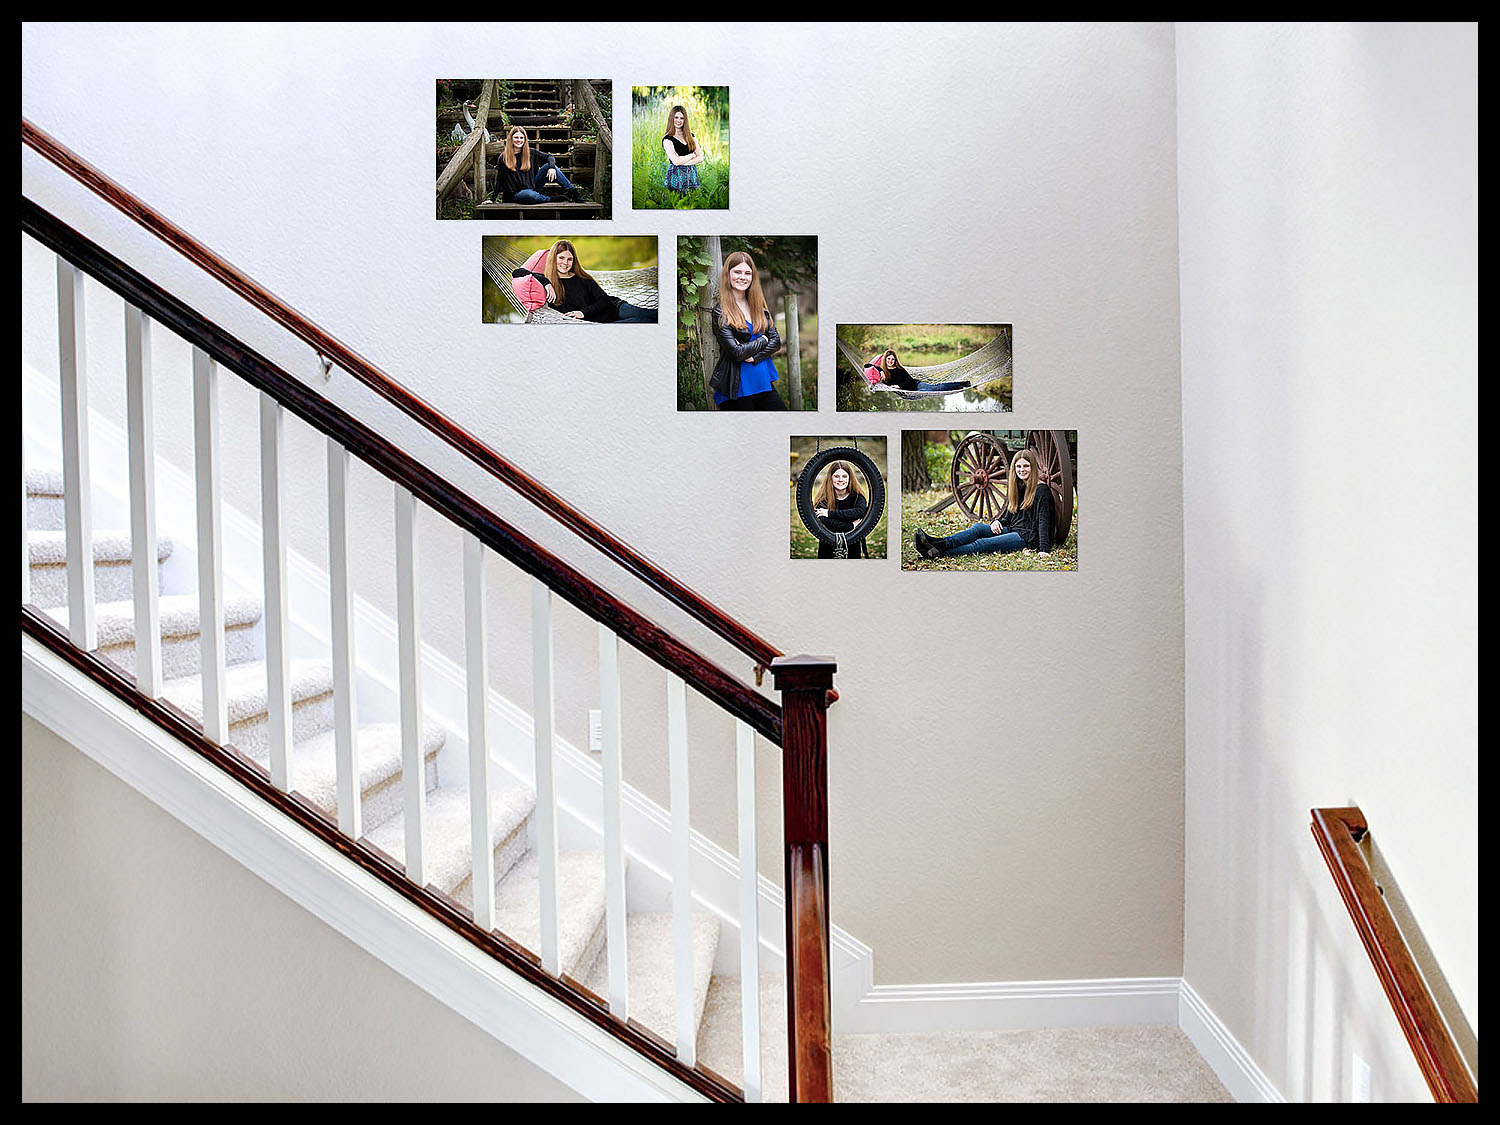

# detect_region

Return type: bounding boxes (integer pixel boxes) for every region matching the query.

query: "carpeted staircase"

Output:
[23,466,747,1078]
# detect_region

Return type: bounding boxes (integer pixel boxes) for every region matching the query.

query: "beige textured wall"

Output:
[1177,24,1477,1101]
[22,23,1185,986]
[21,714,583,1102]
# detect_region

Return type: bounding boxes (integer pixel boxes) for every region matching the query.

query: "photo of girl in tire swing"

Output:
[790,437,889,560]
[482,236,659,324]
[836,324,1013,413]
[901,430,1077,571]
[677,236,817,411]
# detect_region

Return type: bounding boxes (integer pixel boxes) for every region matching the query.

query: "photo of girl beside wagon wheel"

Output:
[901,430,1077,571]
[790,437,888,560]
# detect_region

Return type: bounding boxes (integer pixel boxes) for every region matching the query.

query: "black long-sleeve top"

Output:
[998,487,1055,551]
[511,268,624,322]
[495,149,559,201]
[818,493,869,534]
[881,362,921,391]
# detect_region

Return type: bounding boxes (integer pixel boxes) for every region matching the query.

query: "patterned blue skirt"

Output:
[664,162,700,194]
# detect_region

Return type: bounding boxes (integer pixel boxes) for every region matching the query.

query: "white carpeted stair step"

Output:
[276,721,447,831]
[27,529,173,609]
[695,970,789,1100]
[582,910,721,1048]
[42,594,262,680]
[24,469,66,530]
[491,850,610,981]
[365,780,534,899]
[160,658,334,759]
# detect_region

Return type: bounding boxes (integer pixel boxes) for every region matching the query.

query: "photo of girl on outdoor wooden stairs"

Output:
[436,78,612,220]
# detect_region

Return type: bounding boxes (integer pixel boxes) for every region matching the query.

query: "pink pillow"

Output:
[514,248,551,312]
[863,363,883,386]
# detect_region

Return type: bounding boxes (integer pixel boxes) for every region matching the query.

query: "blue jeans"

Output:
[614,302,657,323]
[916,380,970,392]
[512,168,578,204]
[939,522,1027,556]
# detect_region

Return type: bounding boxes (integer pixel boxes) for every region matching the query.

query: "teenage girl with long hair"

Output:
[862,348,971,394]
[491,125,585,205]
[709,251,785,410]
[913,447,1055,559]
[510,239,658,323]
[662,104,706,194]
[812,461,871,559]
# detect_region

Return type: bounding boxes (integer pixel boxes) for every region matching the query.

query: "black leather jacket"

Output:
[709,304,781,400]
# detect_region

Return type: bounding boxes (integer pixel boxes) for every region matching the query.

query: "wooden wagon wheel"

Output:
[950,433,1010,522]
[1025,429,1075,544]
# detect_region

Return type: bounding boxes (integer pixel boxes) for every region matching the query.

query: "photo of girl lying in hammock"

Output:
[836,324,1013,413]
[481,236,659,324]
[863,349,971,394]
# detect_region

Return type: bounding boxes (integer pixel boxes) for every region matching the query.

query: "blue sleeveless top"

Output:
[714,313,780,405]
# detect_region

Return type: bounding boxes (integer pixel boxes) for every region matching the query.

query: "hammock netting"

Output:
[835,335,1013,398]
[483,243,659,324]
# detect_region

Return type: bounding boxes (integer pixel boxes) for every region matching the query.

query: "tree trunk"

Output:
[783,291,803,410]
[694,236,724,405]
[902,431,932,492]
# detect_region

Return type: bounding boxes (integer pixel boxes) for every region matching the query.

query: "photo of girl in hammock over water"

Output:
[481,236,659,324]
[836,324,1013,413]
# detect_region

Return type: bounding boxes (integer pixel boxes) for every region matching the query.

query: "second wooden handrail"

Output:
[1310,807,1477,1103]
[22,116,782,672]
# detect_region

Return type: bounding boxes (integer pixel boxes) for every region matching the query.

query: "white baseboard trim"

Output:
[1178,979,1284,1102]
[22,635,702,1104]
[847,976,1181,1034]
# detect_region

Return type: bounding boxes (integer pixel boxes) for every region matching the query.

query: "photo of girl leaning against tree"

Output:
[710,251,784,410]
[490,125,585,205]
[510,239,658,323]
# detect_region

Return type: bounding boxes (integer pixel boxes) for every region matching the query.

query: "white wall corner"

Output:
[1178,979,1285,1103]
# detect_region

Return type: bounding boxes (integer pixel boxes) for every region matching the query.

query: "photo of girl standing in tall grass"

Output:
[633,86,729,209]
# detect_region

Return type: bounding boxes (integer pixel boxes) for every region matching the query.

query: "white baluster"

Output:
[532,579,560,977]
[464,533,494,931]
[327,439,359,837]
[56,257,95,650]
[124,305,161,698]
[395,486,426,886]
[736,720,762,1101]
[667,673,695,1066]
[599,623,628,1019]
[192,348,227,743]
[259,393,292,791]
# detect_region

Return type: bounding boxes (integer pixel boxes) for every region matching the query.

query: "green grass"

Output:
[790,482,888,560]
[631,88,729,210]
[900,489,1078,571]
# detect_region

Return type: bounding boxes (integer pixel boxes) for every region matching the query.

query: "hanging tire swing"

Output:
[796,445,886,558]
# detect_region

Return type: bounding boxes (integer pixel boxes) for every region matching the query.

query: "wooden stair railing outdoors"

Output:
[1310,807,1478,1103]
[22,117,834,1102]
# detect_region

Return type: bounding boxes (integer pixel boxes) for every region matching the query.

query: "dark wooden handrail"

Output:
[22,195,781,747]
[1310,807,1478,1103]
[22,116,782,673]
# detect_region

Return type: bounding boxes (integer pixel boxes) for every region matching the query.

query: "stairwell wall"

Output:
[22,23,1187,988]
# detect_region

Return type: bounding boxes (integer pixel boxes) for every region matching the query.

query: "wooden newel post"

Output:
[771,653,836,1103]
